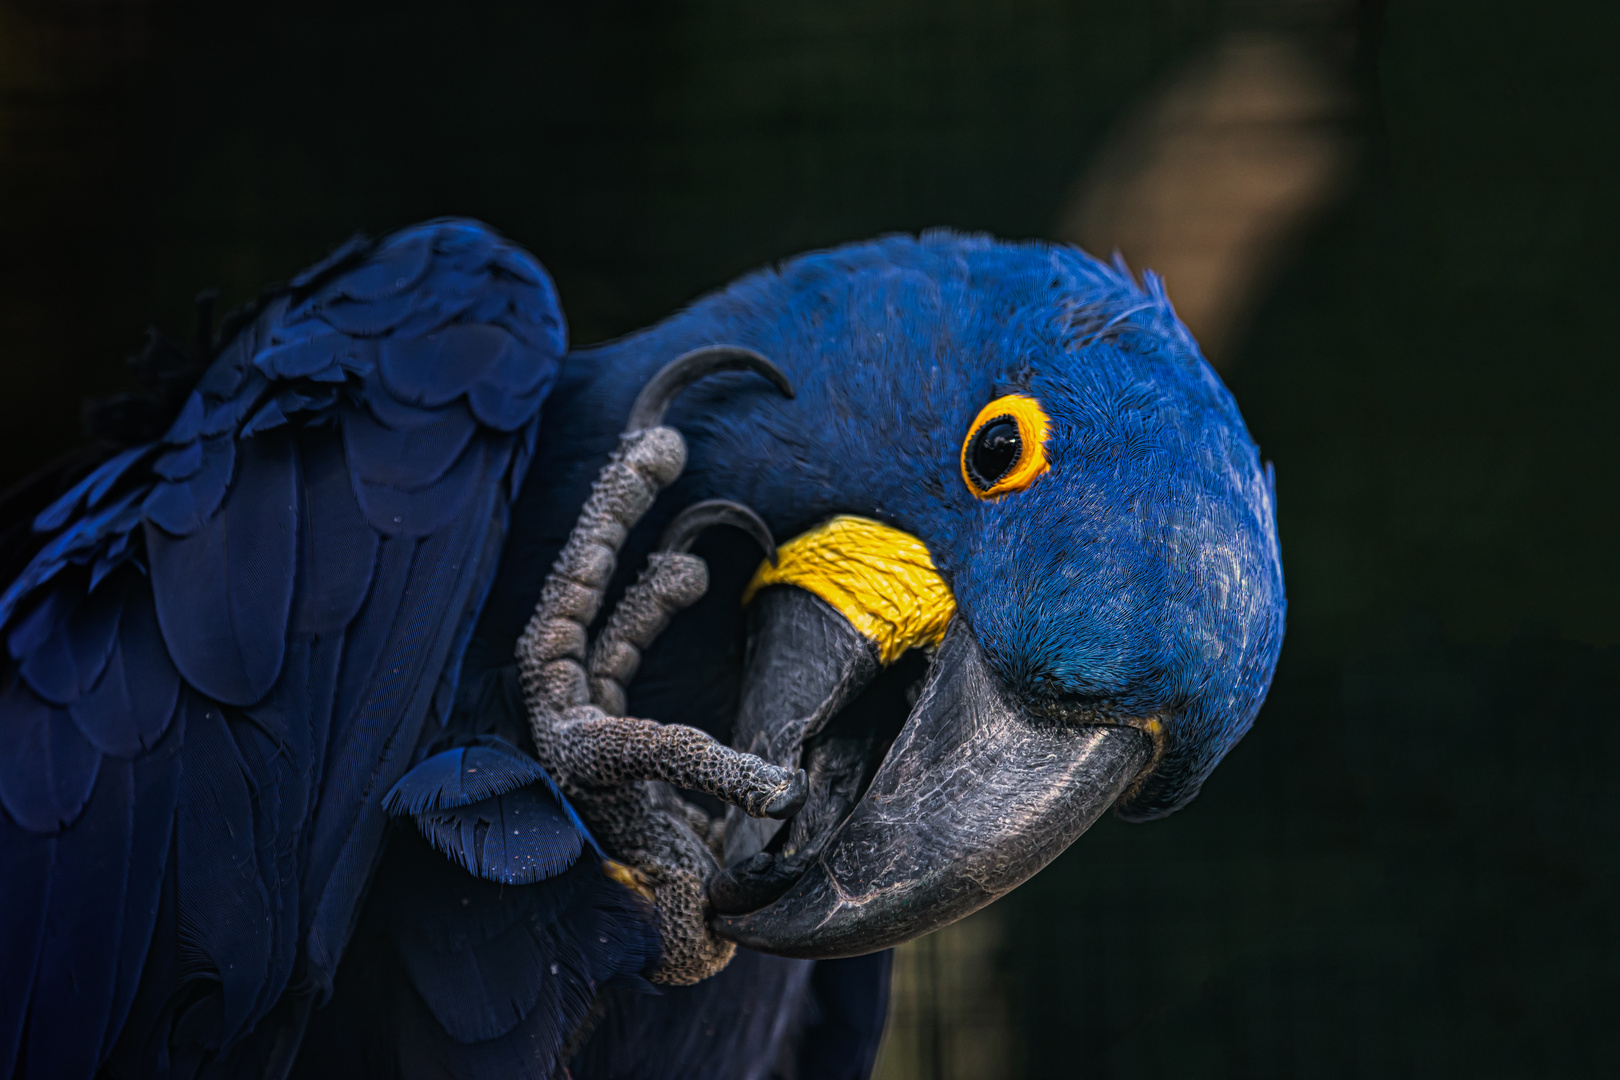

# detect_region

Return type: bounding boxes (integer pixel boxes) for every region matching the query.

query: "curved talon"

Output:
[626,345,795,432]
[759,768,809,820]
[659,499,777,565]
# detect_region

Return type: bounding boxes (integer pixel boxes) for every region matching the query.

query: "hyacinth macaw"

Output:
[0,219,1284,1079]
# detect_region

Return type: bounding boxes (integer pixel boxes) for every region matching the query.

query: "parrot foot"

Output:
[515,346,797,985]
[544,708,808,821]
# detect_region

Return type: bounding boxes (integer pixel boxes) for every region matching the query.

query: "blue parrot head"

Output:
[567,231,1285,954]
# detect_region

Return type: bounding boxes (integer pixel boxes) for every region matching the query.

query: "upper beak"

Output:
[708,523,1153,959]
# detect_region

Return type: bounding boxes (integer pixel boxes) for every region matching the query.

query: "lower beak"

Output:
[710,600,1151,959]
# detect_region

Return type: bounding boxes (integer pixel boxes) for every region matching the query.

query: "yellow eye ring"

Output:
[959,394,1051,499]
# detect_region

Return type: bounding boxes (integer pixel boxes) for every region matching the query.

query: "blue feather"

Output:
[315,290,435,337]
[147,431,298,706]
[21,756,134,1079]
[385,738,589,893]
[328,535,415,735]
[349,435,495,537]
[378,323,527,409]
[302,476,507,981]
[33,444,153,532]
[164,391,207,444]
[288,429,379,638]
[383,737,553,814]
[68,578,181,756]
[0,489,144,629]
[152,440,204,482]
[341,400,480,492]
[0,674,101,832]
[411,783,583,886]
[470,380,553,433]
[141,434,236,536]
[5,585,69,661]
[174,694,274,1045]
[325,229,434,303]
[88,533,134,589]
[0,820,52,1074]
[570,949,819,1080]
[292,835,658,1080]
[98,700,184,1061]
[242,397,291,436]
[199,373,271,438]
[434,221,499,270]
[18,584,123,705]
[252,333,352,381]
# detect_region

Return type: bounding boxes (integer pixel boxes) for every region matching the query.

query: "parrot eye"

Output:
[960,394,1051,499]
[967,418,1020,486]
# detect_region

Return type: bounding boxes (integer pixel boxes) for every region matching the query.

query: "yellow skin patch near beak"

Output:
[743,515,956,666]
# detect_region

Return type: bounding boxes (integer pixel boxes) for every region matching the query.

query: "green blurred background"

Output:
[2,1,1614,1076]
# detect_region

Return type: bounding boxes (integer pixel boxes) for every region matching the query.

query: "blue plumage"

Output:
[411,784,583,886]
[383,738,556,814]
[0,219,569,1079]
[291,831,659,1080]
[383,737,590,885]
[1,221,1281,1079]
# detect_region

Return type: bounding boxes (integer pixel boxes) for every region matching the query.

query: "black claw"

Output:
[626,345,795,432]
[659,499,777,565]
[763,769,809,820]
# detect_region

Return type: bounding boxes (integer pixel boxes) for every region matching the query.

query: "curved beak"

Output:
[711,606,1151,959]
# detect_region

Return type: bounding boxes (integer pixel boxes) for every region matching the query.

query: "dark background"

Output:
[2,1,1614,1076]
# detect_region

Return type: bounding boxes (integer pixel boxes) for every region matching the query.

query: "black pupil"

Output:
[969,417,1021,489]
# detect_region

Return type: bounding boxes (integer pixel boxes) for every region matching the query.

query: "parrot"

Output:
[0,218,1284,1079]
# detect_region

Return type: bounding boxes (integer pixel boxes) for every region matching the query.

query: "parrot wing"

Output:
[0,219,566,1079]
[292,821,661,1080]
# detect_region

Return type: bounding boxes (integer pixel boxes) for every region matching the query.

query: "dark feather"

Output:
[301,468,508,981]
[0,489,145,628]
[33,445,153,533]
[570,948,817,1080]
[99,700,185,1060]
[17,583,123,705]
[0,820,53,1074]
[21,755,135,1079]
[341,401,479,493]
[69,577,182,756]
[174,696,274,1045]
[293,831,658,1080]
[289,429,378,639]
[5,585,70,662]
[412,783,583,886]
[141,434,236,536]
[0,673,101,832]
[378,324,527,409]
[382,738,555,814]
[146,432,299,706]
[348,436,494,538]
[252,334,355,383]
[152,440,204,483]
[323,229,434,304]
[793,953,894,1080]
